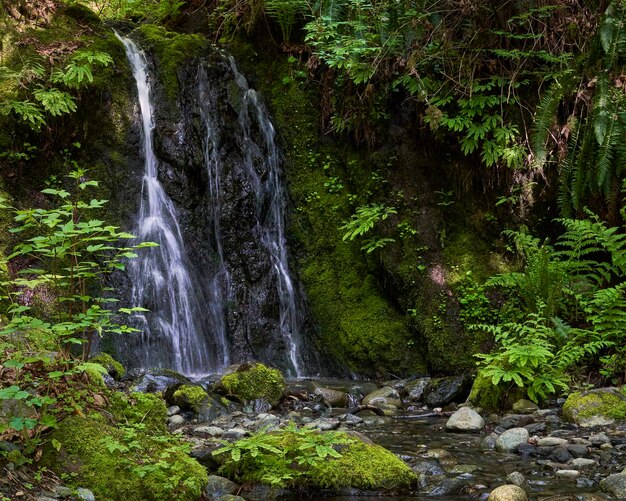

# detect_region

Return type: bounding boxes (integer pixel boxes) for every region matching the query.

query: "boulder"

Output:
[495,428,529,453]
[445,407,484,432]
[487,484,528,501]
[601,473,626,498]
[215,362,286,407]
[314,387,349,408]
[205,475,239,499]
[405,378,431,402]
[88,353,126,380]
[562,388,626,427]
[423,375,472,408]
[362,387,403,413]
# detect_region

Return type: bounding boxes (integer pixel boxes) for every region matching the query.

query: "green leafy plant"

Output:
[340,203,396,252]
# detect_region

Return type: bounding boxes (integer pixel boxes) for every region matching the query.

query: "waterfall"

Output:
[116,33,219,375]
[226,56,304,377]
[115,32,309,378]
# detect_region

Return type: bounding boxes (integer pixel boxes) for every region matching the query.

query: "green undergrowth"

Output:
[215,426,416,491]
[41,392,207,500]
[172,384,209,412]
[89,352,126,380]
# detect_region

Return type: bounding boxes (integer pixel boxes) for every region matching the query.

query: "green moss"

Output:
[41,414,207,501]
[136,24,207,99]
[563,390,626,425]
[172,384,209,412]
[218,429,416,491]
[109,392,168,433]
[467,372,524,412]
[218,363,286,406]
[89,352,126,380]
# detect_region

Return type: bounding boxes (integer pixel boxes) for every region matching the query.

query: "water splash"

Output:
[117,33,216,375]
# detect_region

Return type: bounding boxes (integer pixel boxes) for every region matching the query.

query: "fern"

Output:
[531,80,565,168]
[265,0,309,41]
[33,87,77,116]
[0,100,46,129]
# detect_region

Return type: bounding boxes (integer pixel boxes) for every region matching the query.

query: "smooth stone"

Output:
[304,418,340,431]
[600,442,613,450]
[314,386,349,408]
[194,425,225,437]
[222,428,247,440]
[167,414,185,427]
[589,432,610,445]
[254,413,281,430]
[338,413,364,425]
[600,472,626,498]
[412,460,445,476]
[506,471,526,487]
[512,399,539,414]
[496,428,529,453]
[167,405,181,417]
[449,464,478,474]
[537,437,568,447]
[362,386,403,410]
[570,458,598,469]
[567,443,590,458]
[487,484,528,501]
[556,469,580,478]
[445,407,485,433]
[76,488,95,501]
[499,414,534,430]
[54,486,73,497]
[422,448,452,460]
[205,475,239,499]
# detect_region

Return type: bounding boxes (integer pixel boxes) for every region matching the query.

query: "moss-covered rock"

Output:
[217,363,286,406]
[41,392,207,500]
[467,372,525,412]
[562,388,626,427]
[136,24,207,99]
[89,352,126,380]
[172,384,209,413]
[217,428,416,493]
[109,391,168,433]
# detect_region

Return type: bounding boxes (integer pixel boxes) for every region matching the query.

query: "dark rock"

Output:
[131,369,192,394]
[524,422,546,434]
[567,444,590,458]
[516,443,536,457]
[405,378,431,402]
[411,460,445,476]
[205,475,239,499]
[428,478,468,496]
[423,375,472,407]
[600,472,626,498]
[549,445,573,463]
[498,414,535,430]
[190,445,221,470]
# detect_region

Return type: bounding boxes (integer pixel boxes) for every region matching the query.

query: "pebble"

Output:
[167,405,181,416]
[506,471,526,487]
[488,484,528,501]
[222,428,247,440]
[536,437,568,447]
[167,414,185,427]
[570,458,598,469]
[193,425,225,437]
[496,428,529,453]
[589,432,610,445]
[556,469,580,478]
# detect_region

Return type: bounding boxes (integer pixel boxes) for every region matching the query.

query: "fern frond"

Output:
[531,81,565,168]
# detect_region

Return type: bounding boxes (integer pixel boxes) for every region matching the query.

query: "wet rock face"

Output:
[116,45,320,375]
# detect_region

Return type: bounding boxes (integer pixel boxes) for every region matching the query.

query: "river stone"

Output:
[205,475,239,499]
[537,437,568,447]
[506,471,526,487]
[481,432,498,450]
[215,496,245,501]
[487,484,528,501]
[223,428,247,440]
[76,488,95,501]
[253,413,281,431]
[167,414,185,427]
[496,428,529,453]
[362,387,403,412]
[589,432,610,445]
[305,417,340,431]
[567,444,590,458]
[512,399,539,414]
[445,407,484,432]
[571,458,598,469]
[314,386,349,408]
[601,473,626,498]
[167,405,181,416]
[563,388,626,427]
[556,469,580,478]
[130,369,191,393]
[424,375,472,407]
[194,425,225,437]
[405,378,431,402]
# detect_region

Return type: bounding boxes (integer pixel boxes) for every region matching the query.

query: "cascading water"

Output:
[197,65,231,370]
[226,56,304,377]
[115,32,312,377]
[116,33,218,375]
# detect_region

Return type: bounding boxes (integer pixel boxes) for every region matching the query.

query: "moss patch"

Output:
[89,352,126,380]
[218,429,415,492]
[467,372,525,412]
[172,384,209,413]
[136,24,207,99]
[217,363,286,406]
[563,389,626,427]
[42,414,207,501]
[109,392,168,433]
